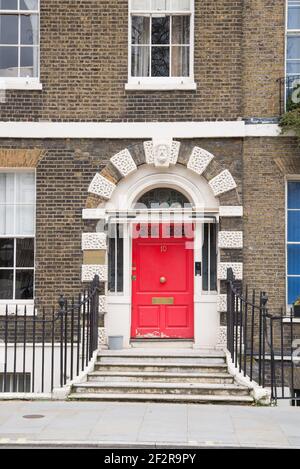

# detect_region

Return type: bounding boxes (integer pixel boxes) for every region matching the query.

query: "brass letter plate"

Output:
[152,297,174,305]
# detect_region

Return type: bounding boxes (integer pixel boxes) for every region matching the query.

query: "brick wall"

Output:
[0,0,245,122]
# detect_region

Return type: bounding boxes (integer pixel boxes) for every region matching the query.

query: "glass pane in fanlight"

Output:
[16,205,35,235]
[21,14,39,45]
[0,173,14,204]
[16,173,35,204]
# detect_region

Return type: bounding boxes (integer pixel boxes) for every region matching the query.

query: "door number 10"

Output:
[161,245,168,253]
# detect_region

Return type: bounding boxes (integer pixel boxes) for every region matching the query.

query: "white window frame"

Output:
[0,0,42,91]
[0,169,36,313]
[126,0,196,90]
[285,0,300,110]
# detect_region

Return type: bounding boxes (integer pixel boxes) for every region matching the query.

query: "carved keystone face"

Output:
[154,144,170,167]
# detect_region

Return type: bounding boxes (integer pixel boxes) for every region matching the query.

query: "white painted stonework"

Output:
[81,265,108,282]
[217,294,227,313]
[144,140,180,167]
[82,233,107,250]
[219,206,243,217]
[209,170,237,196]
[187,146,214,175]
[110,149,137,177]
[82,208,106,220]
[218,263,243,280]
[216,326,227,348]
[99,295,107,313]
[88,173,116,200]
[218,231,243,249]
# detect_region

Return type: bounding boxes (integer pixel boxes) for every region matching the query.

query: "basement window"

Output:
[126,0,196,90]
[0,0,41,90]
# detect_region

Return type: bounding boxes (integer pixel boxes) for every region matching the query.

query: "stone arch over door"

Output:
[81,141,243,324]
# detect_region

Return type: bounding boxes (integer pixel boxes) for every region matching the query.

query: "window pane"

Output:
[172,16,189,44]
[21,14,38,45]
[288,211,300,242]
[0,15,18,44]
[151,0,190,10]
[288,276,300,304]
[15,205,34,235]
[288,182,300,209]
[152,16,170,44]
[288,245,300,275]
[0,0,18,8]
[0,173,14,204]
[20,46,38,77]
[132,46,150,76]
[131,0,150,10]
[287,61,300,74]
[287,36,300,60]
[0,205,14,235]
[151,46,169,76]
[0,270,13,299]
[16,238,34,267]
[15,270,33,299]
[20,0,39,10]
[172,46,189,76]
[132,16,150,44]
[16,173,35,205]
[0,238,14,267]
[0,46,18,76]
[288,3,300,29]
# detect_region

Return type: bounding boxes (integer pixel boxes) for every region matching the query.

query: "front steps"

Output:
[68,349,254,405]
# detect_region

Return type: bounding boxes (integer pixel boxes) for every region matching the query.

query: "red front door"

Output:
[131,224,194,339]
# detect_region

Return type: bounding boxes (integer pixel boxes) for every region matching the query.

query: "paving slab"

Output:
[0,401,299,448]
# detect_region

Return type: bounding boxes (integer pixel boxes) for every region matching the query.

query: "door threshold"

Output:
[130,339,194,349]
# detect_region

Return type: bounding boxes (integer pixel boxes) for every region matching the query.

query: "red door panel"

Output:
[131,224,194,339]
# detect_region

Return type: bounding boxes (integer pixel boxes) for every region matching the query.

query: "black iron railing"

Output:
[278,75,300,115]
[0,275,100,394]
[226,268,300,405]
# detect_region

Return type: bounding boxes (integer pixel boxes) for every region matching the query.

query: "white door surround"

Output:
[81,141,244,350]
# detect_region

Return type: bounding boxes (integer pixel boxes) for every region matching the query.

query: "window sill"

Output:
[125,81,197,91]
[0,80,42,91]
[0,300,34,316]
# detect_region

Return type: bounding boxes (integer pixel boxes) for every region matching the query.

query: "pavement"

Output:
[0,401,299,448]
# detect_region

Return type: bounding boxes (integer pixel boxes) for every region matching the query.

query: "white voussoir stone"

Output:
[143,140,180,166]
[187,146,214,175]
[217,294,227,312]
[216,326,227,348]
[81,265,108,282]
[82,233,107,250]
[88,173,116,200]
[110,149,137,177]
[219,206,243,217]
[218,263,243,280]
[218,231,243,249]
[209,170,237,196]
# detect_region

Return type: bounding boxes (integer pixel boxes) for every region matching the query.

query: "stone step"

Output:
[97,352,226,365]
[87,371,234,384]
[130,340,194,349]
[72,382,250,397]
[94,362,228,374]
[68,392,254,405]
